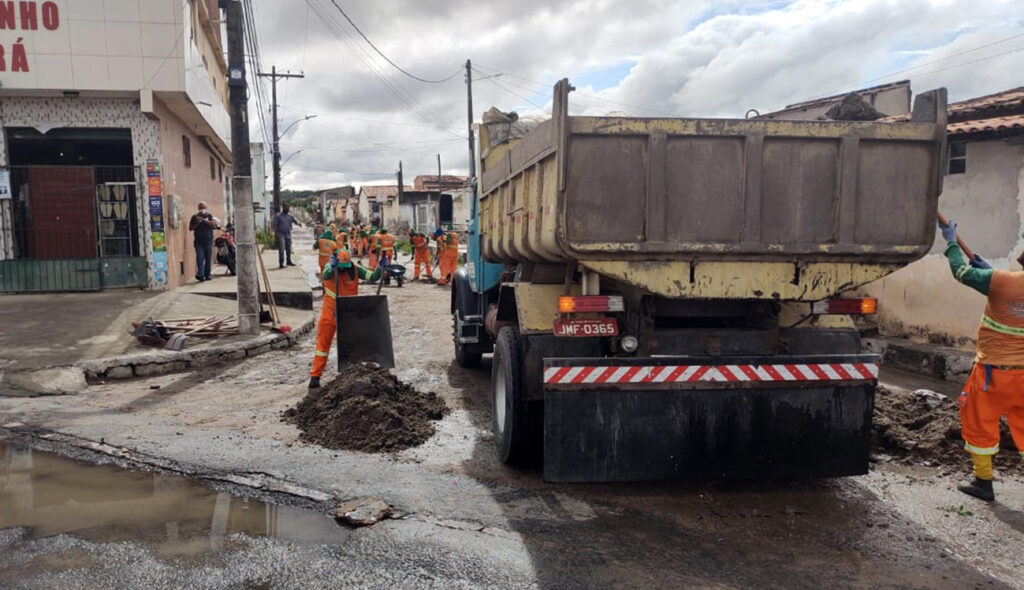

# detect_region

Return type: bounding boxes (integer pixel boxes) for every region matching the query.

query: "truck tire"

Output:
[452,290,482,368]
[491,326,536,466]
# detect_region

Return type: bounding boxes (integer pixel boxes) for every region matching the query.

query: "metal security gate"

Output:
[0,165,146,292]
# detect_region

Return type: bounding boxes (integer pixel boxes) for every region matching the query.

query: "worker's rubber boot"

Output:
[957,477,995,502]
[308,377,321,389]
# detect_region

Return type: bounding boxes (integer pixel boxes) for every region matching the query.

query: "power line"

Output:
[472,62,670,116]
[278,104,448,130]
[319,0,463,84]
[304,0,464,138]
[483,75,548,112]
[793,31,1024,105]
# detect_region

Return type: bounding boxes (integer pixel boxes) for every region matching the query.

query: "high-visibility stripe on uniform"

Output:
[314,350,329,357]
[324,287,336,298]
[964,441,999,455]
[980,314,1024,337]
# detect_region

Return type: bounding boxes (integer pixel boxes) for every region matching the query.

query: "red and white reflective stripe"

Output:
[543,363,878,385]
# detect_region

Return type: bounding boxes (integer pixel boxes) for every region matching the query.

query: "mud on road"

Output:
[1,248,1023,588]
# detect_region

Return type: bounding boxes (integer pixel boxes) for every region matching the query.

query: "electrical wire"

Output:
[320,0,463,84]
[305,0,464,138]
[472,62,671,116]
[779,31,1024,110]
[483,75,548,112]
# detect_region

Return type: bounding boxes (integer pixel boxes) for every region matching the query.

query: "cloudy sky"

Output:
[248,0,1022,191]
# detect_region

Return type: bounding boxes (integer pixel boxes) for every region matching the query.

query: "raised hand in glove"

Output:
[970,254,992,270]
[938,219,958,244]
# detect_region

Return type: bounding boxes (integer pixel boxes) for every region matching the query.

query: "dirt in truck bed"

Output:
[283,363,449,453]
[873,386,1021,471]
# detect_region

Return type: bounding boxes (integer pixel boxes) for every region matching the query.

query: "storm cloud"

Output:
[248,0,1022,189]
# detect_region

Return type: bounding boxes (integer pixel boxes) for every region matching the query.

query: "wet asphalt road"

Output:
[1,240,1022,589]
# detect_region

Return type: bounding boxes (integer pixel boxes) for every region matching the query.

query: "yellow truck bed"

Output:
[478,80,948,301]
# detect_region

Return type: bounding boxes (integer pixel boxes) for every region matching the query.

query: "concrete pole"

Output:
[225,0,259,336]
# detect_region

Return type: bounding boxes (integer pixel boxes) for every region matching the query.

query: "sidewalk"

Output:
[0,230,317,394]
[863,335,974,383]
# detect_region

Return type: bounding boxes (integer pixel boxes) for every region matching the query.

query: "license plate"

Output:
[553,318,618,338]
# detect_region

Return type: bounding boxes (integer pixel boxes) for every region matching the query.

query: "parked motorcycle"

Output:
[214,223,237,275]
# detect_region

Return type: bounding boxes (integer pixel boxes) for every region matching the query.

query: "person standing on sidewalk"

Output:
[188,201,217,281]
[308,248,380,389]
[273,204,302,268]
[939,219,1024,502]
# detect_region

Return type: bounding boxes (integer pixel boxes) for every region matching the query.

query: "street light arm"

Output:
[281,114,317,137]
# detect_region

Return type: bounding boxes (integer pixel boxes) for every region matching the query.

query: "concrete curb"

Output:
[76,314,316,381]
[863,336,974,383]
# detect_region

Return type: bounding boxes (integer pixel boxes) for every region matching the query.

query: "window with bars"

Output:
[948,141,966,175]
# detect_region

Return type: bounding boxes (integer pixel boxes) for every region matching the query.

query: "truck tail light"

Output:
[557,295,625,314]
[812,297,878,315]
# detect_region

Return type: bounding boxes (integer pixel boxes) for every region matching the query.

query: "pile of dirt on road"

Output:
[872,386,1018,469]
[283,364,449,453]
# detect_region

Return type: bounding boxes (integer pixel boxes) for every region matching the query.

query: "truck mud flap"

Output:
[335,295,395,371]
[542,355,878,483]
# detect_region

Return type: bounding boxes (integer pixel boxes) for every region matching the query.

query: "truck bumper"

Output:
[542,355,878,483]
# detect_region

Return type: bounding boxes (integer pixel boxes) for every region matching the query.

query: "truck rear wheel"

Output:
[491,326,537,466]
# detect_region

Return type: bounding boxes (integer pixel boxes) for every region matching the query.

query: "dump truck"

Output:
[452,80,948,482]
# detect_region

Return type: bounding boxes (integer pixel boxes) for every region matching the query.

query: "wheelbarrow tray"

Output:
[334,294,395,371]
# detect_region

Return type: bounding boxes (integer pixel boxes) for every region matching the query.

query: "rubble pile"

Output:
[284,363,449,453]
[872,386,1018,469]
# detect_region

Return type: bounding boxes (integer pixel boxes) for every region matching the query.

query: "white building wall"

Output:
[862,138,1024,346]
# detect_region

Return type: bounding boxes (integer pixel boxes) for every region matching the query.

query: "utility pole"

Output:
[465,59,476,188]
[436,153,442,227]
[395,160,404,230]
[257,66,304,215]
[225,0,259,335]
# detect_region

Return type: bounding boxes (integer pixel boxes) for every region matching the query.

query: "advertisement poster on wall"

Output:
[146,159,168,286]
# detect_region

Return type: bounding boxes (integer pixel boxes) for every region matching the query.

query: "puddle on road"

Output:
[0,443,348,556]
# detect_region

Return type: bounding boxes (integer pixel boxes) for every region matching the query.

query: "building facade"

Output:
[862,87,1024,347]
[0,0,231,292]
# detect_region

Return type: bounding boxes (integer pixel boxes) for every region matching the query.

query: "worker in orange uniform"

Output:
[367,228,382,270]
[314,228,337,275]
[940,218,1024,502]
[357,226,369,257]
[408,229,433,280]
[309,248,380,389]
[378,228,395,267]
[434,226,459,286]
[348,226,358,253]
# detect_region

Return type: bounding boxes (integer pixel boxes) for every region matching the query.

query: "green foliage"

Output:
[256,229,277,250]
[397,238,413,255]
[937,505,974,517]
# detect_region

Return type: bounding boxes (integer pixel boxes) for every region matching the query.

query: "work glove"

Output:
[938,219,957,244]
[971,254,992,270]
[369,268,382,283]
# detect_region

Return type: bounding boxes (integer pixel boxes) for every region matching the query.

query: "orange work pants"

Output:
[438,250,458,285]
[959,363,1024,456]
[369,251,378,270]
[358,238,368,256]
[310,292,336,378]
[412,249,432,279]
